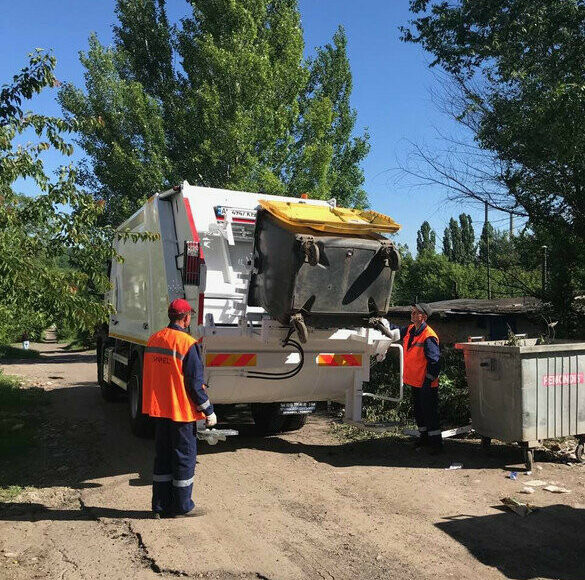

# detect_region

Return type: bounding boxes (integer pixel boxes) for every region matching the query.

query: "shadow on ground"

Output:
[0,377,576,527]
[436,504,585,580]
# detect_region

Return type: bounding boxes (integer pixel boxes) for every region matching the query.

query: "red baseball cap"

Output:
[168,298,194,316]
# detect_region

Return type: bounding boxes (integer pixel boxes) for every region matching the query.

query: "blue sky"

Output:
[0,0,516,251]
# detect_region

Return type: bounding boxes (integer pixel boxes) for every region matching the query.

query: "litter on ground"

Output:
[501,497,536,517]
[543,485,571,494]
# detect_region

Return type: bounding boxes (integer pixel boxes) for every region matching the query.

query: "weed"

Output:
[363,347,470,429]
[0,485,23,502]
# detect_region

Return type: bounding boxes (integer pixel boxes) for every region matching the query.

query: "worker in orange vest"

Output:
[391,303,442,452]
[143,298,217,518]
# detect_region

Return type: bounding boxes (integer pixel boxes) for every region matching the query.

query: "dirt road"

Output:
[1,344,585,580]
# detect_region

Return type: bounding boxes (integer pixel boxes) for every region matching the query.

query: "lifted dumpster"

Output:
[456,338,585,469]
[248,200,401,341]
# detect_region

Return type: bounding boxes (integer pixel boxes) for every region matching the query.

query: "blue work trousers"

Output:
[152,418,197,515]
[411,384,442,446]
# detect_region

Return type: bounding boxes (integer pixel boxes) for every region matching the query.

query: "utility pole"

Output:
[485,201,491,299]
[541,245,548,294]
[509,212,513,239]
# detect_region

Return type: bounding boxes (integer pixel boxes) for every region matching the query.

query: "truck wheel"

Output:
[128,357,154,438]
[251,403,285,435]
[281,414,307,432]
[97,340,120,402]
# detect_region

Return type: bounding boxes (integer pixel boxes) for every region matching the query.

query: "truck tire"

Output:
[251,403,285,435]
[128,356,154,438]
[97,340,120,402]
[281,414,307,432]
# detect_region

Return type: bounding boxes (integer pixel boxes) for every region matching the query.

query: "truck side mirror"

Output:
[183,241,201,286]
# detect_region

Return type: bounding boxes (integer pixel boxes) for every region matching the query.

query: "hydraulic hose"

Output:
[244,337,304,381]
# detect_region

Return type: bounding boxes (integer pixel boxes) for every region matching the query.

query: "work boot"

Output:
[166,507,207,519]
[413,433,429,449]
[428,438,444,455]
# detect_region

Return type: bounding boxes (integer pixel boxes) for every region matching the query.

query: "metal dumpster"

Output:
[248,200,401,341]
[456,338,585,469]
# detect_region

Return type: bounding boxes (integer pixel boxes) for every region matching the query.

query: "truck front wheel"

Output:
[128,357,154,438]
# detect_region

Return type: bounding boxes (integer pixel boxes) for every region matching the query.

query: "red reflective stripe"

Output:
[345,354,360,366]
[198,292,204,326]
[184,198,205,261]
[236,353,255,366]
[209,353,230,366]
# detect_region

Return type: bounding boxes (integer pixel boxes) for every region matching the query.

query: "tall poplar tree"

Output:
[59,0,370,225]
[416,221,436,256]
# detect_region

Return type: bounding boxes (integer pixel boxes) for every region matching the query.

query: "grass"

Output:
[0,485,24,502]
[0,344,41,360]
[330,421,408,443]
[0,371,48,500]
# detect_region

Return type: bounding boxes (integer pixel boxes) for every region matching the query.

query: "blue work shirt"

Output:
[168,323,214,417]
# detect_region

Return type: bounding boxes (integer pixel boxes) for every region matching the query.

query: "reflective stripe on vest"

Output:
[403,324,439,388]
[142,327,206,422]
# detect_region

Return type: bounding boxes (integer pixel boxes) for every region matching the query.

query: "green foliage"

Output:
[60,1,370,225]
[442,214,475,263]
[365,348,470,428]
[0,370,47,463]
[0,345,40,360]
[416,220,436,256]
[395,230,540,303]
[402,1,585,332]
[0,51,140,343]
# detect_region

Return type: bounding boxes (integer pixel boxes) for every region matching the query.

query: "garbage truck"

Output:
[96,182,403,436]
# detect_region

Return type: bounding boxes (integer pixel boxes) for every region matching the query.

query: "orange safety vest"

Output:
[142,327,206,422]
[403,323,439,388]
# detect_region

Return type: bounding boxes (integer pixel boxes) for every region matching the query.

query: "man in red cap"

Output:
[142,298,217,518]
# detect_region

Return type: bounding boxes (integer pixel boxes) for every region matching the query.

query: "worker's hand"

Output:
[205,412,217,427]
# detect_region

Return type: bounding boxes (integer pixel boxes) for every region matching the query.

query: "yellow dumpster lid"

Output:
[258,200,401,235]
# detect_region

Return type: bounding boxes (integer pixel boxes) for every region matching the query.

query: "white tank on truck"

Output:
[96,182,403,436]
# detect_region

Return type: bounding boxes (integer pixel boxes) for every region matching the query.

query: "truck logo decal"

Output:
[317,354,362,367]
[206,353,257,367]
[542,372,584,387]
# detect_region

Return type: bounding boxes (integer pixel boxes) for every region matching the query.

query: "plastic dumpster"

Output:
[456,338,585,469]
[247,200,401,341]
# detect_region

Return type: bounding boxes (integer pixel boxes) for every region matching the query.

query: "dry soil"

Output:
[1,343,585,580]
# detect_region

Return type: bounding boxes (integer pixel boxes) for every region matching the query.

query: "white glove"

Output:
[205,412,217,427]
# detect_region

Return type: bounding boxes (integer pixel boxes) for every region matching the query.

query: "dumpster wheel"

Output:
[522,447,534,471]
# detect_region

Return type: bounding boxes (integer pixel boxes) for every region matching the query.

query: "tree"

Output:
[0,51,117,342]
[442,217,463,262]
[402,0,585,330]
[286,26,370,207]
[60,0,370,226]
[441,226,451,260]
[416,220,436,256]
[459,213,475,264]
